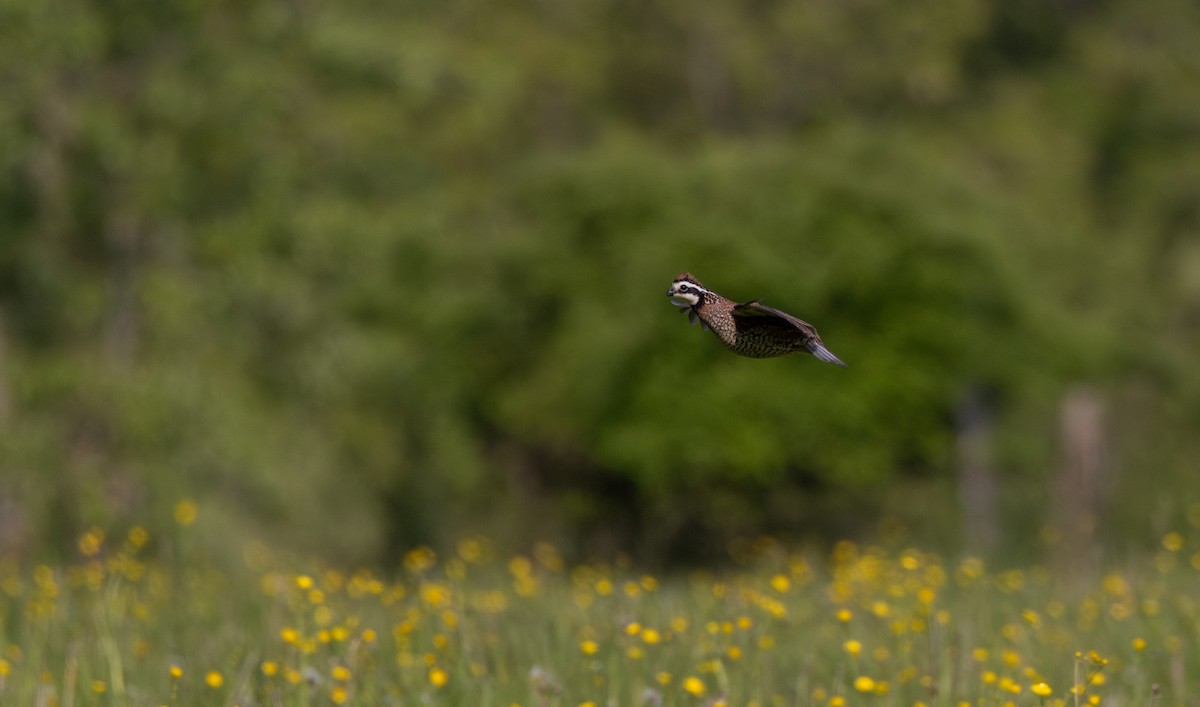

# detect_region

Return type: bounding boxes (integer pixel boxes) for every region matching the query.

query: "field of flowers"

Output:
[1,503,1198,706]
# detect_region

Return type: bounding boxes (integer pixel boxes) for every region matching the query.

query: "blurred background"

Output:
[0,0,1197,570]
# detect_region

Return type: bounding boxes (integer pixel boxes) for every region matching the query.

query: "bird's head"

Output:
[667,272,711,308]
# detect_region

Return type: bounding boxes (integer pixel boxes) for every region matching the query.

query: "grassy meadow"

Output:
[1,501,1196,707]
[5,2,1200,706]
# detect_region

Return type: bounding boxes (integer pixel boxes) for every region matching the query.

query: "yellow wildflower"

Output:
[77,528,104,558]
[127,526,149,548]
[405,547,437,573]
[173,499,198,527]
[457,537,484,563]
[429,667,449,687]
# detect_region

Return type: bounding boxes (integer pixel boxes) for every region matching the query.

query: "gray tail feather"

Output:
[808,342,846,367]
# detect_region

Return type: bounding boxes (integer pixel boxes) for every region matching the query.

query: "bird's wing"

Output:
[732,300,820,336]
[733,300,846,366]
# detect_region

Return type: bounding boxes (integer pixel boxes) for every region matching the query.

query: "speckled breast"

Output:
[726,331,799,358]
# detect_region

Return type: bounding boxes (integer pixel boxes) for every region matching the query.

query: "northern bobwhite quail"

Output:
[667,272,846,366]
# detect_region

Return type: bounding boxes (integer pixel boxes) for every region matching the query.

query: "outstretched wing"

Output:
[733,300,846,366]
[733,300,820,335]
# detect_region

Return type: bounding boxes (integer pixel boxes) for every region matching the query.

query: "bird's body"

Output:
[667,272,846,366]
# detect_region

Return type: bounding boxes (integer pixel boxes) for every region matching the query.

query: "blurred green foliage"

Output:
[0,0,1198,564]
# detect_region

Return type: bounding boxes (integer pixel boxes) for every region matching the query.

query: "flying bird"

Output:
[667,272,846,366]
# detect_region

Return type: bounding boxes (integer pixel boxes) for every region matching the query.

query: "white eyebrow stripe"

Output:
[674,282,713,297]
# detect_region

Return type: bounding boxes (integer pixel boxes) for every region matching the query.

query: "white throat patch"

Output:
[668,281,711,331]
[668,282,710,307]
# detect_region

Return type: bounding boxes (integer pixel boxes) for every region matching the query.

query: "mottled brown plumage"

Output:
[667,272,846,365]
